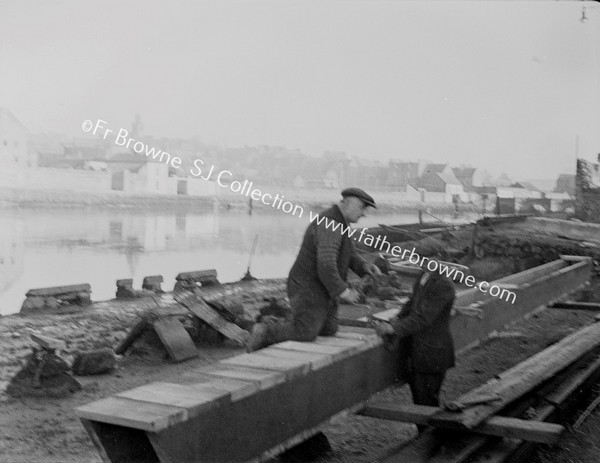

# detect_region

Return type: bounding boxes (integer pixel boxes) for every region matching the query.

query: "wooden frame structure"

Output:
[76,256,591,462]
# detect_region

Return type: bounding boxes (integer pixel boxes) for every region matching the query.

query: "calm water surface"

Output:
[0,207,471,315]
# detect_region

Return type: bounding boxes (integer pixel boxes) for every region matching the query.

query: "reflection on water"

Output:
[0,207,468,315]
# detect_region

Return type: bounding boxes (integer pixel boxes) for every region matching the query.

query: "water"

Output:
[0,207,469,315]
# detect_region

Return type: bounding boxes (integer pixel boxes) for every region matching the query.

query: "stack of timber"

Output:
[76,256,592,462]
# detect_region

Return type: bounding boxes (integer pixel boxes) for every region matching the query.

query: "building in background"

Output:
[0,108,36,170]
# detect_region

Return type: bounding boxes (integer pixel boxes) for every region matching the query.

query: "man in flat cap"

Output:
[246,187,380,351]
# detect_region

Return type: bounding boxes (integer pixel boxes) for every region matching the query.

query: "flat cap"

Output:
[341,187,377,208]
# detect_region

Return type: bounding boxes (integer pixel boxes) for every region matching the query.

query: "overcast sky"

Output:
[1,1,599,179]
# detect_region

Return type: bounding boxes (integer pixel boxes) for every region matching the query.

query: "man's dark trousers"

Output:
[408,370,446,407]
[263,276,339,343]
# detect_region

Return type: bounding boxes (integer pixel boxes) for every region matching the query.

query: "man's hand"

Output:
[364,263,383,276]
[339,288,361,304]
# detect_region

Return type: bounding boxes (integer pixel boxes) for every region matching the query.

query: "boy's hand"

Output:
[374,320,395,338]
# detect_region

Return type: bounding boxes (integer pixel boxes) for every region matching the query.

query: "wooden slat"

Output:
[361,403,563,444]
[338,318,371,328]
[335,331,381,348]
[174,291,249,345]
[26,283,91,297]
[178,368,261,401]
[313,336,369,352]
[259,347,333,370]
[152,318,198,362]
[116,382,229,417]
[274,340,356,360]
[175,269,217,281]
[76,396,187,432]
[221,353,311,378]
[431,320,600,430]
[200,365,287,390]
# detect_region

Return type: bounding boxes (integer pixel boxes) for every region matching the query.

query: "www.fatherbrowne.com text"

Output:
[309,212,517,304]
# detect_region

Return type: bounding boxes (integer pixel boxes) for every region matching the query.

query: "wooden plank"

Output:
[174,291,249,345]
[178,368,263,400]
[313,335,368,351]
[30,333,66,350]
[175,269,217,281]
[152,318,198,362]
[335,331,381,348]
[259,347,333,370]
[549,301,600,311]
[26,283,91,297]
[274,340,355,361]
[76,396,187,432]
[197,377,259,401]
[116,382,229,417]
[430,320,600,430]
[221,352,311,378]
[361,403,563,444]
[114,318,149,355]
[338,318,371,328]
[200,364,287,390]
[338,325,376,336]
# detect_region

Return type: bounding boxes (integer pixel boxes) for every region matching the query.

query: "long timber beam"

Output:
[76,256,592,462]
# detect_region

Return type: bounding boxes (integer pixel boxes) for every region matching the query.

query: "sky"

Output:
[1,0,599,180]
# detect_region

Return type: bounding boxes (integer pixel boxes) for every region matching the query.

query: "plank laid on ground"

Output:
[76,396,187,432]
[174,290,249,345]
[361,403,563,444]
[116,382,229,417]
[430,320,600,430]
[549,301,600,311]
[26,283,91,297]
[152,318,198,362]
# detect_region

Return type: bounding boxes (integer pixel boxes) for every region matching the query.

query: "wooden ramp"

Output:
[76,256,592,463]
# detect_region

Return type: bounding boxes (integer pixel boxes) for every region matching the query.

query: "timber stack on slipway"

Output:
[76,255,594,462]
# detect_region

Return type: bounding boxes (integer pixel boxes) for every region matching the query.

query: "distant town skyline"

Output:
[1,1,599,179]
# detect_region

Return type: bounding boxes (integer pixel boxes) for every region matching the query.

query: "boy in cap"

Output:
[374,247,456,431]
[246,187,380,351]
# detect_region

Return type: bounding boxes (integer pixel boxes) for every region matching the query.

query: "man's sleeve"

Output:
[349,240,368,277]
[315,223,348,297]
[391,278,454,338]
